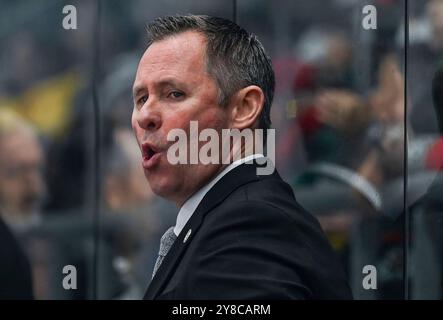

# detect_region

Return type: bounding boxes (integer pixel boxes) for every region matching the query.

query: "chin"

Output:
[147,175,179,202]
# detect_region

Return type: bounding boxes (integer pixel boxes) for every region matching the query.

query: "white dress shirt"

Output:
[173,154,264,237]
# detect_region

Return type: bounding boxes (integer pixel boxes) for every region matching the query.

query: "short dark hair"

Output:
[145,14,275,130]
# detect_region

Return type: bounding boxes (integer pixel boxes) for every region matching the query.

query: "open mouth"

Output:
[142,143,161,162]
[145,147,156,160]
[142,143,161,169]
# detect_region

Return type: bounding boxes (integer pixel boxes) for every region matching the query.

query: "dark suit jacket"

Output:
[144,161,352,299]
[0,216,34,299]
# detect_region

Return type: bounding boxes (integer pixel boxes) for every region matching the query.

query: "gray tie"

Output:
[152,226,177,278]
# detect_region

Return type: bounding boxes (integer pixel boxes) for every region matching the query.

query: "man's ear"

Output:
[230,85,265,130]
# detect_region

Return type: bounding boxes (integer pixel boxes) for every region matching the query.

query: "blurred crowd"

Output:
[0,0,442,299]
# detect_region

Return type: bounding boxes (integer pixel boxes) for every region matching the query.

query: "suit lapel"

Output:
[144,160,275,299]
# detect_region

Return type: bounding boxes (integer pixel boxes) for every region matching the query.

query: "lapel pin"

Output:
[183,229,192,243]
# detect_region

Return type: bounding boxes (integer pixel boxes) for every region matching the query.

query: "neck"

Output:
[174,144,256,208]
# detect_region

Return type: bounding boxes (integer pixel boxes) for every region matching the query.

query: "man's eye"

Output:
[138,95,148,104]
[168,91,184,99]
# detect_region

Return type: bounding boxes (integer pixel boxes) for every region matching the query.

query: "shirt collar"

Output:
[173,154,264,236]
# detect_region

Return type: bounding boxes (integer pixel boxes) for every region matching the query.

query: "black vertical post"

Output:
[403,0,410,301]
[91,0,102,301]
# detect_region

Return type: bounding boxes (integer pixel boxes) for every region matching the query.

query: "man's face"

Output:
[0,130,45,217]
[132,31,230,206]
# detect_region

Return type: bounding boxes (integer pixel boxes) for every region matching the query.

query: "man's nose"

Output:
[136,102,162,131]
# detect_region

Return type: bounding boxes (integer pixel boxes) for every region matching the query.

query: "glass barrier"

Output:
[0,0,97,299]
[1,0,440,301]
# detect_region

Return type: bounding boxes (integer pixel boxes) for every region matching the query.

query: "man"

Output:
[0,109,36,299]
[0,215,34,299]
[406,63,443,299]
[132,15,352,299]
[0,109,45,230]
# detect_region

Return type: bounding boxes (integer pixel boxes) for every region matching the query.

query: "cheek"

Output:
[164,107,227,134]
[131,116,143,141]
[198,108,229,133]
[163,115,187,132]
[131,113,138,132]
